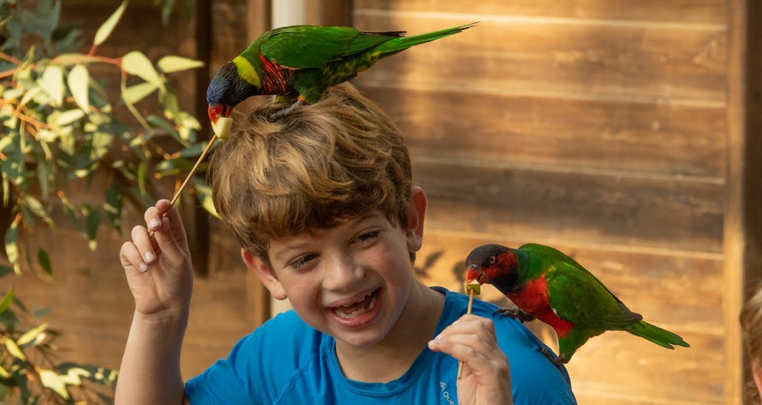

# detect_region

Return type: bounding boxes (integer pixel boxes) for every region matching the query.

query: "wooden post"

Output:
[305,0,353,26]
[175,0,213,277]
[725,0,762,403]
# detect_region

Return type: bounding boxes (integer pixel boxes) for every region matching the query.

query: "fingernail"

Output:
[428,339,436,348]
[144,251,156,262]
[149,219,161,230]
[138,262,148,272]
[435,334,444,344]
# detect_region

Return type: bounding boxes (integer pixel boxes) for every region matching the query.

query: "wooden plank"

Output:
[355,0,726,25]
[724,0,762,404]
[305,0,353,26]
[418,231,724,403]
[359,86,726,178]
[210,0,252,73]
[413,158,724,253]
[352,15,727,103]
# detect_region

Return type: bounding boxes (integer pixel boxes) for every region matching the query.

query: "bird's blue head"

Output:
[206,62,260,124]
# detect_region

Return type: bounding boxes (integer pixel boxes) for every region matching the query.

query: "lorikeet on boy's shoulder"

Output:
[206,23,476,124]
[465,243,690,366]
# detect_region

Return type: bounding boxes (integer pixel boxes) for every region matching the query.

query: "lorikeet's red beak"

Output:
[465,265,484,284]
[208,104,233,125]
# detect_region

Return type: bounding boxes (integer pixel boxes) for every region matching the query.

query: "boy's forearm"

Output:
[115,310,189,405]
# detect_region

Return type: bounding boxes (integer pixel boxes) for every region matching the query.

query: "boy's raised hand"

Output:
[119,199,193,320]
[428,314,514,405]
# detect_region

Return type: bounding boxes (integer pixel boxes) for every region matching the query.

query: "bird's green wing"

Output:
[545,261,642,329]
[259,26,398,69]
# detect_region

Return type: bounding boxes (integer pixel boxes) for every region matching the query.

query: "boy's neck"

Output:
[334,281,445,383]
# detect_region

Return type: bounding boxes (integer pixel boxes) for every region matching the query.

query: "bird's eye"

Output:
[489,256,496,265]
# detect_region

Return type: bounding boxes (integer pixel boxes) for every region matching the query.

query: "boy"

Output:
[116,83,576,404]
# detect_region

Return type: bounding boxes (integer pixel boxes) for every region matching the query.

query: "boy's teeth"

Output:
[334,294,376,319]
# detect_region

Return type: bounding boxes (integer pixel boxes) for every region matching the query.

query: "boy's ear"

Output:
[753,362,762,400]
[241,248,288,300]
[405,186,427,253]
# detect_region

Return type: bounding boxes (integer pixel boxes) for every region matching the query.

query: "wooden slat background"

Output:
[3,0,760,404]
[351,1,732,404]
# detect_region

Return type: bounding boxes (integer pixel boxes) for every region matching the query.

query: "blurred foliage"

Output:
[0,0,216,402]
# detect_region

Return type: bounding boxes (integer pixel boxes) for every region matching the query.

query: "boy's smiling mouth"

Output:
[327,288,381,324]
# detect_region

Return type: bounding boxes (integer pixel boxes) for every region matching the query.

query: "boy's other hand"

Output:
[428,314,514,405]
[119,199,193,321]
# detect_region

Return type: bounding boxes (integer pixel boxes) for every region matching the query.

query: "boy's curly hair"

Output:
[210,83,412,264]
[741,281,762,403]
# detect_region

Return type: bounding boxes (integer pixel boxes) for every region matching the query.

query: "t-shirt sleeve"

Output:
[497,319,578,404]
[184,333,261,405]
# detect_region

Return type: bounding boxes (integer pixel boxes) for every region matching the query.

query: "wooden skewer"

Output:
[458,288,475,379]
[149,134,219,237]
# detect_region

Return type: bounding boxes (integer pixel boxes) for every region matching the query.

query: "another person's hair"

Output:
[740,281,762,403]
[211,83,413,264]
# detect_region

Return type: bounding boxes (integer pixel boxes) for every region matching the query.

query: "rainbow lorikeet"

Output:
[206,22,476,124]
[465,243,689,365]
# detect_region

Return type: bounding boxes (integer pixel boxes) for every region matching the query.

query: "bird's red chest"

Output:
[507,276,575,337]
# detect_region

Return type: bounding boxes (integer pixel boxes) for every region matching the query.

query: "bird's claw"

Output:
[494,307,535,323]
[271,101,303,120]
[537,346,567,372]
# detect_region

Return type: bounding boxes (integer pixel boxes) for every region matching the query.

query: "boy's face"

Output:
[243,187,426,349]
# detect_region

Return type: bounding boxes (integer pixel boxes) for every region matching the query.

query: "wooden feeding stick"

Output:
[458,281,481,379]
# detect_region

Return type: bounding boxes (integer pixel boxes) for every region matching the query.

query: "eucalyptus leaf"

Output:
[16,322,48,346]
[122,81,157,105]
[157,55,203,73]
[4,226,19,274]
[36,248,52,279]
[67,64,89,112]
[105,182,123,233]
[85,207,100,251]
[39,369,69,399]
[39,65,64,106]
[121,51,165,92]
[55,109,85,126]
[2,336,25,361]
[0,288,14,316]
[93,1,127,47]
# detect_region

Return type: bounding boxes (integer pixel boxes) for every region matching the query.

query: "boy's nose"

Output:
[323,254,364,291]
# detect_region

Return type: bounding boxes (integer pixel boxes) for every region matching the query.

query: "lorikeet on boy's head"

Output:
[465,243,689,366]
[206,23,476,124]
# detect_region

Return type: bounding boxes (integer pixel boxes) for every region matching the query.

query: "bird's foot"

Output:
[537,347,567,372]
[271,101,302,120]
[494,307,535,323]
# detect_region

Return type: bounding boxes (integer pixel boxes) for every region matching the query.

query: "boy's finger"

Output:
[144,205,163,232]
[120,241,149,273]
[131,225,158,266]
[153,217,186,269]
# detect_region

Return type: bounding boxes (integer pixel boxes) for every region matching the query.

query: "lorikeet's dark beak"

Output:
[208,104,233,125]
[465,265,485,284]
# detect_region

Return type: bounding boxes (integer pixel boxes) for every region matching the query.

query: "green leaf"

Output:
[67,64,89,112]
[39,369,70,399]
[94,1,127,46]
[137,160,148,196]
[105,182,123,233]
[193,178,219,218]
[121,51,165,92]
[85,207,100,251]
[122,81,157,105]
[61,198,85,236]
[39,65,64,106]
[157,55,204,73]
[0,364,10,379]
[2,337,25,361]
[17,322,48,346]
[37,248,52,279]
[55,109,86,126]
[0,288,14,316]
[22,195,53,228]
[51,53,101,65]
[4,226,19,275]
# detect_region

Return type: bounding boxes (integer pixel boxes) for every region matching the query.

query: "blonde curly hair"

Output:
[210,83,413,264]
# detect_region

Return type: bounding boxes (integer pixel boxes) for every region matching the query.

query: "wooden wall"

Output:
[349,1,746,404]
[3,1,761,404]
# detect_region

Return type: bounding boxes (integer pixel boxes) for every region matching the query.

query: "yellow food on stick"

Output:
[213,116,233,140]
[465,279,481,296]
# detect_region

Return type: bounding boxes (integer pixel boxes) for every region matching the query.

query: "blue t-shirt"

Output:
[186,287,577,404]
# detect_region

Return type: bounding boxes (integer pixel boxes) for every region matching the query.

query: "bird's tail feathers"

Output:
[624,321,690,349]
[379,22,477,54]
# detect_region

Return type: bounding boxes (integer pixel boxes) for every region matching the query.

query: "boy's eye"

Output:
[355,230,381,243]
[289,253,317,269]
